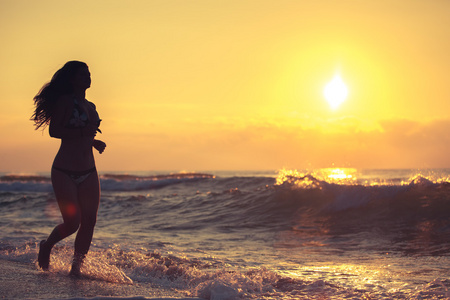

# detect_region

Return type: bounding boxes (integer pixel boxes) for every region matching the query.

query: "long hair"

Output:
[31,61,88,130]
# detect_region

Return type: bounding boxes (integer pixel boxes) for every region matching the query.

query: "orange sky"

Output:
[1,0,450,172]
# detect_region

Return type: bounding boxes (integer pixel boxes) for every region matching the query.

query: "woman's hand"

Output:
[93,139,106,154]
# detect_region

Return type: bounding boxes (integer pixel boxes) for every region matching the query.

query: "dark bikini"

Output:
[52,97,101,185]
[53,166,97,185]
[66,97,102,133]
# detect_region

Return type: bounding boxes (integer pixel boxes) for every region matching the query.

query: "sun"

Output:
[323,73,348,110]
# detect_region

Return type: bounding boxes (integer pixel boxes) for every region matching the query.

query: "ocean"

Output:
[0,168,449,299]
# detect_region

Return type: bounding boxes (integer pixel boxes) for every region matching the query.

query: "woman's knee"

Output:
[60,219,80,236]
[67,218,81,233]
[81,214,97,229]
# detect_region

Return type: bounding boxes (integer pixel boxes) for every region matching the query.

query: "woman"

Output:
[32,61,106,276]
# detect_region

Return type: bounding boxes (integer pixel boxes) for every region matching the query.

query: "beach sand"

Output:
[0,259,203,300]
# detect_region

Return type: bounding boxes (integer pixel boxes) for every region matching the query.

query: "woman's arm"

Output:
[49,96,97,139]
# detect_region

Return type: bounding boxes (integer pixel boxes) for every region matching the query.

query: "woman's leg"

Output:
[38,168,81,270]
[70,170,100,275]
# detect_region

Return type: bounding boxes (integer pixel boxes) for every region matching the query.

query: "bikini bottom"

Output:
[52,166,96,185]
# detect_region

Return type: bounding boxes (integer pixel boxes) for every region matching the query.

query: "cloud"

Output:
[139,117,450,170]
[377,119,450,167]
[5,116,450,172]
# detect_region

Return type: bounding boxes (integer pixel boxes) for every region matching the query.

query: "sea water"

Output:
[0,169,449,299]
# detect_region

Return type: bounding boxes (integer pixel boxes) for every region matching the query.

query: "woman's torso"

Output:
[52,96,100,171]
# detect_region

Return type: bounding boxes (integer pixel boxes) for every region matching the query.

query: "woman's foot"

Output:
[69,265,81,277]
[38,240,51,270]
[69,253,85,277]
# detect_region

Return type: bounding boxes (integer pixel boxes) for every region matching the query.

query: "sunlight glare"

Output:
[321,168,355,182]
[324,74,348,110]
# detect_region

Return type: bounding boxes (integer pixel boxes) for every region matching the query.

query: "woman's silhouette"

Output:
[32,61,106,276]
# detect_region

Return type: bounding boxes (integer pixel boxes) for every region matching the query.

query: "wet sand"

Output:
[0,259,202,300]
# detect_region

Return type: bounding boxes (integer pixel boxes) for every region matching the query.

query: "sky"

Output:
[1,0,450,172]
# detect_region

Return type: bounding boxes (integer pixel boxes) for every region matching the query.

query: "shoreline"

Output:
[0,259,203,300]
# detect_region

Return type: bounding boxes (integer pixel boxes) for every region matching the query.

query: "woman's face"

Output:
[71,66,91,91]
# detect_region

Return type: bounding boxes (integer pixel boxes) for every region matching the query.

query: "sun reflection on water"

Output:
[280,262,398,295]
[276,168,357,187]
[317,168,357,184]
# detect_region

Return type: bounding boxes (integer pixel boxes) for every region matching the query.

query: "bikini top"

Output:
[66,97,102,133]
